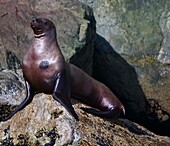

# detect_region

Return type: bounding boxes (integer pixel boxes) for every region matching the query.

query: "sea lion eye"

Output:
[43,21,47,25]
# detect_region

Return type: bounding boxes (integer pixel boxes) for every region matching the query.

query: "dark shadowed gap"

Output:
[92,34,170,137]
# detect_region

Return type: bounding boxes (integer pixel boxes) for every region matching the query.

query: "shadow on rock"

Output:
[92,34,170,136]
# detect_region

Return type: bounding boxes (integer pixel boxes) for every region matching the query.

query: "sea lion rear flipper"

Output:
[53,71,79,120]
[3,81,35,121]
[81,107,122,119]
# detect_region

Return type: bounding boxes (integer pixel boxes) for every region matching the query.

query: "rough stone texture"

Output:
[0,94,170,145]
[0,0,95,74]
[158,6,170,64]
[79,0,170,136]
[0,94,77,146]
[0,70,24,105]
[0,69,25,121]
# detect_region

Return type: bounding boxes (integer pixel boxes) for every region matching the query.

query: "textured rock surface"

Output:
[79,0,170,136]
[0,94,170,145]
[0,70,24,105]
[158,7,170,64]
[0,69,25,121]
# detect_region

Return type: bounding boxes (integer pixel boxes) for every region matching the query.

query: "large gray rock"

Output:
[158,8,170,64]
[79,0,170,136]
[0,69,25,121]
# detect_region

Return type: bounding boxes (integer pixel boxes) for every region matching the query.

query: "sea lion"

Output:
[4,18,125,121]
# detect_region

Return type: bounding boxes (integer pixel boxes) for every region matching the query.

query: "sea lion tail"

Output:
[81,107,123,119]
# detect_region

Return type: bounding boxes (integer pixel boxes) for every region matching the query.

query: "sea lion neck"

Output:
[32,34,61,56]
[34,29,58,43]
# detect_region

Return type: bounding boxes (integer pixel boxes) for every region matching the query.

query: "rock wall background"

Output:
[0,0,170,145]
[79,0,170,136]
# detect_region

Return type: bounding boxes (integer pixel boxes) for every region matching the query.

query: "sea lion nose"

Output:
[32,18,37,23]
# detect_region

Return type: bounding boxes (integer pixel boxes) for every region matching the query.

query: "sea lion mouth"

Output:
[32,27,45,38]
[34,33,46,38]
[31,18,56,37]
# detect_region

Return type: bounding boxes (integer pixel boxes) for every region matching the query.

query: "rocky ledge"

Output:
[0,92,170,145]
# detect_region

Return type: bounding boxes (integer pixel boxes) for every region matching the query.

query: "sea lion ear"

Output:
[51,23,56,29]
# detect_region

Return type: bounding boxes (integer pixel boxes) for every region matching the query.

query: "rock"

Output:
[79,0,170,136]
[0,69,25,121]
[0,94,77,145]
[158,9,170,64]
[0,94,170,145]
[0,0,95,74]
[92,34,170,137]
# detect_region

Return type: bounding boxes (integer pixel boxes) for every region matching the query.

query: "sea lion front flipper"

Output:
[81,107,122,119]
[3,81,35,121]
[53,93,79,120]
[52,72,79,120]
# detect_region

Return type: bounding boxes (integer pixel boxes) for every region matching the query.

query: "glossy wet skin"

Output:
[69,64,125,118]
[3,18,125,121]
[3,18,78,121]
[23,18,65,94]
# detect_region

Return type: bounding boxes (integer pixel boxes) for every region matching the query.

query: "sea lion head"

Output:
[31,18,56,38]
